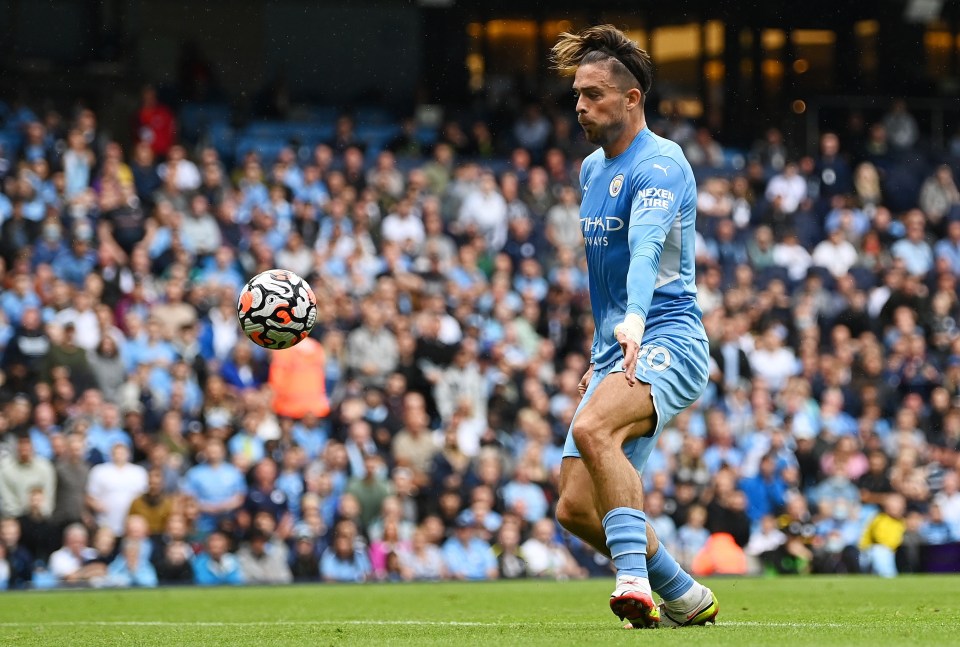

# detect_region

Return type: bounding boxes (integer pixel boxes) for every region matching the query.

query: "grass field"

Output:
[1,576,958,646]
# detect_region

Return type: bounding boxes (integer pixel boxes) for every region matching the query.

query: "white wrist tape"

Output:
[614,313,646,346]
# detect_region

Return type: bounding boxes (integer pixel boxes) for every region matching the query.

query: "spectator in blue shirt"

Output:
[920,503,954,545]
[193,531,244,586]
[51,235,97,288]
[181,438,246,534]
[31,222,68,269]
[501,463,548,524]
[891,210,934,277]
[85,403,131,464]
[441,519,498,581]
[321,525,371,583]
[739,453,789,523]
[106,539,158,588]
[126,318,178,374]
[0,274,42,326]
[227,417,266,467]
[934,219,960,275]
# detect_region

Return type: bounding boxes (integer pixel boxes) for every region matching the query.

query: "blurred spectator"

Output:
[52,433,90,527]
[751,127,788,172]
[812,228,859,278]
[289,530,321,582]
[882,100,919,152]
[520,519,585,580]
[345,301,398,389]
[193,531,244,586]
[0,433,55,517]
[136,85,176,157]
[441,518,498,581]
[321,523,371,583]
[399,527,446,581]
[675,504,711,570]
[458,171,508,251]
[684,127,724,168]
[237,529,292,584]
[391,392,438,489]
[181,438,246,534]
[859,493,907,577]
[106,539,158,588]
[891,210,934,277]
[919,165,960,227]
[128,468,174,536]
[86,443,148,535]
[492,521,527,579]
[47,523,102,587]
[0,518,33,589]
[18,487,59,562]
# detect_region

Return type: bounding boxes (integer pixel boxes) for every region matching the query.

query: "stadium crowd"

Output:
[1,88,960,590]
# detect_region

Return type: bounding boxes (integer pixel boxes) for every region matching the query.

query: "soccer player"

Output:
[550,25,719,628]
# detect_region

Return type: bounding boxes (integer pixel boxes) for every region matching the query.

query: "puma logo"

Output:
[652,164,670,175]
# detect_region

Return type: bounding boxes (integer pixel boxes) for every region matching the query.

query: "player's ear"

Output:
[625,87,643,110]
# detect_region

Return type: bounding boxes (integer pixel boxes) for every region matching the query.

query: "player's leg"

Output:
[568,373,661,627]
[557,457,609,556]
[557,455,718,628]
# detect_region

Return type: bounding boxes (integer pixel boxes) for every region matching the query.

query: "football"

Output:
[237,269,317,349]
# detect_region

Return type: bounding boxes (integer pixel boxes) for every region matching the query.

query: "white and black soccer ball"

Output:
[237,269,317,350]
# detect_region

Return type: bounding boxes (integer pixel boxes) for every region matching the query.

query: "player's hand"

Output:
[615,327,639,387]
[578,365,594,397]
[614,314,645,387]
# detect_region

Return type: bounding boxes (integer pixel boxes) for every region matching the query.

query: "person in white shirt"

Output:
[48,523,102,585]
[86,444,148,535]
[811,227,859,278]
[157,145,201,191]
[457,171,508,251]
[772,231,813,283]
[380,198,425,254]
[520,519,586,580]
[749,326,800,393]
[764,162,807,214]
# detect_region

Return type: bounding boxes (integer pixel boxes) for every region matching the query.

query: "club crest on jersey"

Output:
[609,174,624,197]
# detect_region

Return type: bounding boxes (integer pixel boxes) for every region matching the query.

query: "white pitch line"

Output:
[0,619,846,629]
[0,620,493,628]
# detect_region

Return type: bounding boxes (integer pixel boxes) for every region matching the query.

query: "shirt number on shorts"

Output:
[637,345,672,372]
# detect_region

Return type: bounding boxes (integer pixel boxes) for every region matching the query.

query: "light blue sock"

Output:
[602,507,648,578]
[647,544,695,601]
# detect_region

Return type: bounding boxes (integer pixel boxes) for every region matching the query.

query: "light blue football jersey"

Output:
[578,128,706,370]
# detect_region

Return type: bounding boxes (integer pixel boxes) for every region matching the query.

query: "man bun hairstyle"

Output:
[551,24,654,95]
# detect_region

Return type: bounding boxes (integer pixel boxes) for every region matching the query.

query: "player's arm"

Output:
[615,157,685,385]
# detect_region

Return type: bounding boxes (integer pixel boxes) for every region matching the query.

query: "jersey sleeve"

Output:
[625,156,687,322]
[580,159,600,363]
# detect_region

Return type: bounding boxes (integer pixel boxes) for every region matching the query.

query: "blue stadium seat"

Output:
[355,106,395,126]
[0,129,21,155]
[234,136,289,165]
[416,126,439,147]
[756,266,790,289]
[179,103,232,142]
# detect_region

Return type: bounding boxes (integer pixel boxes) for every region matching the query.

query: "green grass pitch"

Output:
[1,576,958,646]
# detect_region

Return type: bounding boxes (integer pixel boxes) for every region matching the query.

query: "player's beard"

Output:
[582,112,627,149]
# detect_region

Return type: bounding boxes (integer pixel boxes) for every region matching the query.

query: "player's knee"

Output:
[571,416,604,458]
